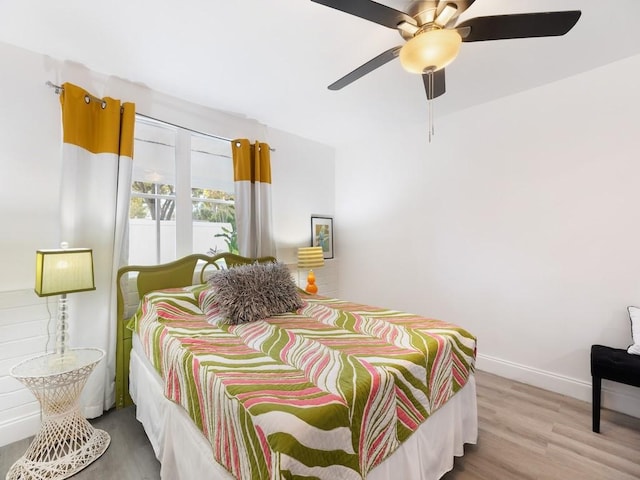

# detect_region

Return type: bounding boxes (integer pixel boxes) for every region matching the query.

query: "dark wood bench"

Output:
[591,344,640,433]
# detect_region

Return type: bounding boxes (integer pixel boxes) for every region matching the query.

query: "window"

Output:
[129,116,235,265]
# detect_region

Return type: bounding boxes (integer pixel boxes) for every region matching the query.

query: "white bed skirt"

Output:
[130,335,478,480]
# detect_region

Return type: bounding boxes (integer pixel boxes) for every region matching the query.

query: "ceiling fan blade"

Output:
[328,46,401,90]
[311,0,415,30]
[422,69,446,100]
[457,11,581,42]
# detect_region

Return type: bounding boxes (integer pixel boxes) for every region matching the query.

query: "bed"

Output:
[115,253,478,480]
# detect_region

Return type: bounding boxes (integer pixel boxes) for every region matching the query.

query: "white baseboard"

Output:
[476,353,640,420]
[0,412,39,448]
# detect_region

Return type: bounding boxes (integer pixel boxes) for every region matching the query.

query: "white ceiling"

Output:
[1,0,639,146]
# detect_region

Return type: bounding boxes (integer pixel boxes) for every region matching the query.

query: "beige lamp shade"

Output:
[297,247,324,269]
[399,28,462,74]
[35,248,96,297]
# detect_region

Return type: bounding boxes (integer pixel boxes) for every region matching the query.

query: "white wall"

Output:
[0,41,336,446]
[336,54,640,419]
[5,33,637,449]
[268,127,338,296]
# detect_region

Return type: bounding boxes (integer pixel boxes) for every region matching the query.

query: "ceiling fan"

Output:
[311,0,581,101]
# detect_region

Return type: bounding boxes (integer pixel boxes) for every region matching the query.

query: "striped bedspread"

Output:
[130,285,476,480]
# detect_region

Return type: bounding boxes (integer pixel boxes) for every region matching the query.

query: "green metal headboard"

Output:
[115,252,276,408]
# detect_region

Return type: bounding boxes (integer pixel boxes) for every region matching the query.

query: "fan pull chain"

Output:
[427,69,435,143]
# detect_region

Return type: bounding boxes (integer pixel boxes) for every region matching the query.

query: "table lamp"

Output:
[297,246,324,294]
[35,246,95,359]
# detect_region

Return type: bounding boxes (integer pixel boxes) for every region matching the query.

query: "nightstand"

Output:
[6,348,111,480]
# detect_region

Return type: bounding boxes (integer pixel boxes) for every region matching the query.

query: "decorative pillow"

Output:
[127,285,205,332]
[199,287,227,326]
[202,267,223,283]
[208,262,304,325]
[628,306,640,355]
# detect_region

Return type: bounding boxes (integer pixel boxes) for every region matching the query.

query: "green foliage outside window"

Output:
[130,181,176,220]
[191,188,235,223]
[213,225,239,254]
[130,181,237,255]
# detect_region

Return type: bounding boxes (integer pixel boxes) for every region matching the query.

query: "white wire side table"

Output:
[6,348,111,480]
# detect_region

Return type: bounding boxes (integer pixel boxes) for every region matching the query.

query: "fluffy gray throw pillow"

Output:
[208,262,303,325]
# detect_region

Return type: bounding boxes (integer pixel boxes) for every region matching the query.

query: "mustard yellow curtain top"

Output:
[232,139,272,184]
[60,82,135,157]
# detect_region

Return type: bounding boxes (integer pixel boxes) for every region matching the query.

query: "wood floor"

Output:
[0,405,160,480]
[1,370,639,479]
[443,371,640,480]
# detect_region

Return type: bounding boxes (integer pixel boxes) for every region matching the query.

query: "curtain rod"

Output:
[47,81,108,108]
[46,81,275,152]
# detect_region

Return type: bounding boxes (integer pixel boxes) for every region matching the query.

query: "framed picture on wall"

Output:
[311,215,334,259]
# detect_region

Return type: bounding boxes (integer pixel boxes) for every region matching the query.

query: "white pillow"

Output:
[627,306,640,355]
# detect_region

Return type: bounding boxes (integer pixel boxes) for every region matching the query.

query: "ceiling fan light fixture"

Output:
[399,28,462,74]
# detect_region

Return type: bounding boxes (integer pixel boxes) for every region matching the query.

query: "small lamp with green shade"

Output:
[34,244,96,363]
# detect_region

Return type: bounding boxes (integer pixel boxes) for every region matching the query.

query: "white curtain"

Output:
[58,82,135,416]
[232,139,276,258]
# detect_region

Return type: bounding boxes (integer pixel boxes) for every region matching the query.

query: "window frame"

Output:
[130,115,235,265]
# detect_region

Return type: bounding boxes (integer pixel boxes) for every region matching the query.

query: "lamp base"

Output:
[56,293,71,358]
[305,270,318,294]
